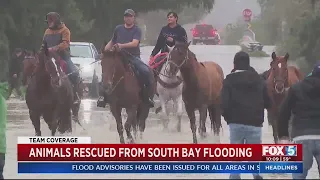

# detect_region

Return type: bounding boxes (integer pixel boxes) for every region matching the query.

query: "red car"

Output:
[191,24,221,45]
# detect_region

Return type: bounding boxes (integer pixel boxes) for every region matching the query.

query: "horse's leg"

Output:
[43,109,57,136]
[159,95,170,131]
[72,103,85,130]
[185,104,197,144]
[267,109,272,127]
[110,105,125,144]
[30,110,41,136]
[208,103,222,143]
[213,101,222,136]
[125,107,137,144]
[268,110,278,143]
[199,105,208,139]
[137,103,150,140]
[174,95,183,132]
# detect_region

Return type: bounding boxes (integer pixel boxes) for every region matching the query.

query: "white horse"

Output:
[155,46,184,132]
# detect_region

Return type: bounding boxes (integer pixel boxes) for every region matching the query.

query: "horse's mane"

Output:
[101,49,129,70]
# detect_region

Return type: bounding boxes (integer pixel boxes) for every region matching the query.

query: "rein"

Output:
[108,65,124,94]
[167,49,189,70]
[157,76,183,89]
[121,49,172,78]
[270,68,289,94]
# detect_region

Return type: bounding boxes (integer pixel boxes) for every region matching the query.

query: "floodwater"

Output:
[4,45,317,179]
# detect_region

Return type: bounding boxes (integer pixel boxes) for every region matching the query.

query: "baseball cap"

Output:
[124,9,135,16]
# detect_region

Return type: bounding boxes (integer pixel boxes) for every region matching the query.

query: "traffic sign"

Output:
[243,9,252,18]
[247,23,251,29]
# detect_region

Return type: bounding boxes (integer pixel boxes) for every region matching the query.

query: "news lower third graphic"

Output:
[17,137,303,174]
[18,162,303,174]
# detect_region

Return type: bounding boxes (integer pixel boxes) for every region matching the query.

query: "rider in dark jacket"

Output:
[150,12,188,61]
[40,12,80,104]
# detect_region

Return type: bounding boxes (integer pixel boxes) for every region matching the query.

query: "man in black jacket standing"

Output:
[278,62,320,179]
[7,48,24,100]
[221,51,270,179]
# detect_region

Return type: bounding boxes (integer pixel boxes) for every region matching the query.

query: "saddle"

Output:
[52,56,68,74]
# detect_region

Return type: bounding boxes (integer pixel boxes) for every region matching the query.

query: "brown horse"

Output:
[167,41,224,143]
[23,50,82,122]
[266,52,304,143]
[100,44,156,144]
[25,44,74,136]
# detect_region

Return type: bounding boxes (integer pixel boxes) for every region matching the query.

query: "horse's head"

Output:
[167,41,191,77]
[38,43,62,88]
[101,43,124,94]
[270,52,289,94]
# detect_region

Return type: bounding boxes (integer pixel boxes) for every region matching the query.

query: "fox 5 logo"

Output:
[262,145,297,156]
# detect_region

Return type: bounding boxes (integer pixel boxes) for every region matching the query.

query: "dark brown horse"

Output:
[167,41,224,143]
[25,44,74,136]
[23,50,82,122]
[266,52,304,143]
[100,44,156,144]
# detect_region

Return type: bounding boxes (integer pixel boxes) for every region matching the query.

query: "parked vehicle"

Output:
[70,42,101,98]
[239,30,263,52]
[191,24,221,45]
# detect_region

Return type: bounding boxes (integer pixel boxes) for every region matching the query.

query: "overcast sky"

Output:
[196,0,261,29]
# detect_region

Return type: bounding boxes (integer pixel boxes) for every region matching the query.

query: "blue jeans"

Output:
[229,123,262,179]
[65,59,79,85]
[292,139,320,179]
[130,57,152,87]
[0,153,5,179]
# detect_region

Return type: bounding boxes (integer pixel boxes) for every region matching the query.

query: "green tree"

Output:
[0,0,215,81]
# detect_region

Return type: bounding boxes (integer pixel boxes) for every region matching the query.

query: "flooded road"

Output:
[5,45,317,179]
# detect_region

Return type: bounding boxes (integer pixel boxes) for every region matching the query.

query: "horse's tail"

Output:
[208,104,222,136]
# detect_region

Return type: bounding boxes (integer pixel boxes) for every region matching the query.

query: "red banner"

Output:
[17,144,302,162]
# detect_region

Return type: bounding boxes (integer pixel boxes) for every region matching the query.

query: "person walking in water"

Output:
[7,48,24,100]
[278,62,320,179]
[221,51,270,179]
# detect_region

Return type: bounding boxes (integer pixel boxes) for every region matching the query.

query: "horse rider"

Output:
[40,12,80,104]
[7,48,24,100]
[97,9,155,108]
[149,12,188,65]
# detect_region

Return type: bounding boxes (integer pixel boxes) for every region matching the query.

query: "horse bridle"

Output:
[167,48,190,75]
[272,67,289,94]
[102,49,125,94]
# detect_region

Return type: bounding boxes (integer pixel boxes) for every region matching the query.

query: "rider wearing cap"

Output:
[40,12,80,104]
[150,12,188,61]
[97,9,155,108]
